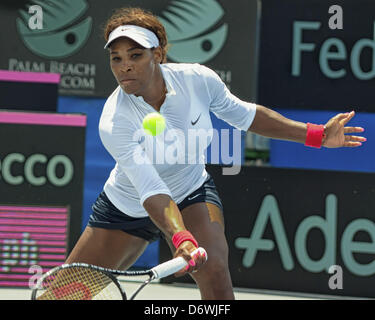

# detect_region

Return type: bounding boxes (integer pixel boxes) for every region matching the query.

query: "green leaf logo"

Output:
[16,0,92,59]
[158,0,228,63]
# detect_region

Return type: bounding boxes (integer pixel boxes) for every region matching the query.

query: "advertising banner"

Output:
[0,111,86,287]
[257,0,375,112]
[160,164,375,298]
[0,70,59,112]
[0,0,259,100]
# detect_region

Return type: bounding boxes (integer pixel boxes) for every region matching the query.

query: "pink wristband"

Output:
[305,123,325,148]
[172,231,198,249]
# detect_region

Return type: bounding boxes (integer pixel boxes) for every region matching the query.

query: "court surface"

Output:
[0,276,329,300]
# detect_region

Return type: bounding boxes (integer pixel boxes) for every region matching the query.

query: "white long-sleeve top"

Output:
[99,63,256,218]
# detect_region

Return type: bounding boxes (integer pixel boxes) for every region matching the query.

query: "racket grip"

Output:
[151,247,207,279]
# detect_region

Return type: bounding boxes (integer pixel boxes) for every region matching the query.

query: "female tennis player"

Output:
[65,7,366,300]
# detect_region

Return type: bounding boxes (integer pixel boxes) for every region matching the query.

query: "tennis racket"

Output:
[31,247,206,300]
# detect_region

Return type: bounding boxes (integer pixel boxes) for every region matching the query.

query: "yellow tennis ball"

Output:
[143,112,166,136]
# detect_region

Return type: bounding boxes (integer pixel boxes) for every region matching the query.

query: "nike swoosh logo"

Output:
[191,113,202,126]
[187,194,201,201]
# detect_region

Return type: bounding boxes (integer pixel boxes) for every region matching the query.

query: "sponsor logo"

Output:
[235,194,375,276]
[292,20,375,80]
[158,0,228,63]
[0,153,74,187]
[187,194,201,201]
[16,0,92,59]
[191,113,202,126]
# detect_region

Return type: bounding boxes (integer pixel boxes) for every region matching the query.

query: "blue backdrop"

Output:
[270,109,373,172]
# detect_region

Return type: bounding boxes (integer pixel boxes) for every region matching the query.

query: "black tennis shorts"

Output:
[87,173,223,242]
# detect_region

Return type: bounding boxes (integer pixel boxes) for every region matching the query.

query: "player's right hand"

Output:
[173,241,207,277]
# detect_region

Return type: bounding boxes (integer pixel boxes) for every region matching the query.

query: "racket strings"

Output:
[35,267,123,300]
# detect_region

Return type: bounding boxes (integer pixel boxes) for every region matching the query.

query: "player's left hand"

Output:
[322,111,366,148]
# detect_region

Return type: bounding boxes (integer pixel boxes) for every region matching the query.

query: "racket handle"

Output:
[151,247,207,279]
